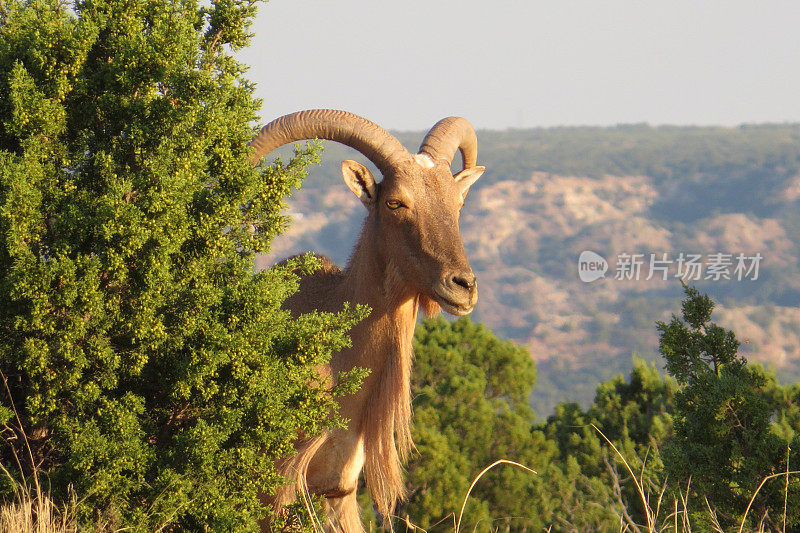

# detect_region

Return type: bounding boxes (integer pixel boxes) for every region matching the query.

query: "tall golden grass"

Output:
[385,425,798,533]
[0,391,793,533]
[0,371,76,533]
[591,424,799,533]
[0,481,75,533]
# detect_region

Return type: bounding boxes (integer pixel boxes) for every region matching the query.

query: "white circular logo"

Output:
[578,251,608,282]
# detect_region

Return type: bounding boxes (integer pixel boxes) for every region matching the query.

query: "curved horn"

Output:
[249,109,411,176]
[417,117,478,171]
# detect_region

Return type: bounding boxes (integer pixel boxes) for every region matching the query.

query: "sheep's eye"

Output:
[386,199,403,210]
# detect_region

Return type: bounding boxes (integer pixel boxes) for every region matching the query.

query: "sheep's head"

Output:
[250,110,484,315]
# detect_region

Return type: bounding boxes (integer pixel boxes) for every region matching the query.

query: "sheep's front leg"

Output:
[302,429,366,532]
[306,429,365,498]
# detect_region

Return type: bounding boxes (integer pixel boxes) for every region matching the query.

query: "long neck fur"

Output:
[339,225,418,520]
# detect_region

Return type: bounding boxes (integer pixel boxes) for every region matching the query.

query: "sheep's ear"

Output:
[454,166,485,200]
[342,160,377,208]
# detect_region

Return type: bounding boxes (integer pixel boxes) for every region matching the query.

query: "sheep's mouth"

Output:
[433,290,476,316]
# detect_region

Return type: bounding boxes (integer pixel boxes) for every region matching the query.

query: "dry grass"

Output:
[1,433,791,533]
[360,435,800,533]
[378,460,539,533]
[0,487,75,533]
[0,366,792,533]
[454,460,537,533]
[592,424,799,533]
[0,371,77,533]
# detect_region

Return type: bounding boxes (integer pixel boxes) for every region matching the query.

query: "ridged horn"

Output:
[417,117,478,171]
[249,109,411,176]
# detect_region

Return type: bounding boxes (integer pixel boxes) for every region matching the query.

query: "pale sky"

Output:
[239,0,800,130]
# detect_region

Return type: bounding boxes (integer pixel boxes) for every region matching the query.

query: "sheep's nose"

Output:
[451,273,476,291]
[436,271,478,315]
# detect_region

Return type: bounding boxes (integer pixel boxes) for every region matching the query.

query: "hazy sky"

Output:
[239,0,800,130]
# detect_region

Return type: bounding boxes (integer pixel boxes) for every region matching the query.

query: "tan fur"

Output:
[271,245,423,528]
[361,295,416,517]
[267,172,479,531]
[323,492,363,532]
[418,294,442,318]
[256,112,482,533]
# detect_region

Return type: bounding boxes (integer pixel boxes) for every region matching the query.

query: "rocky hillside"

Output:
[256,124,800,415]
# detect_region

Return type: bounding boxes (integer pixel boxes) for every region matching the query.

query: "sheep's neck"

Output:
[340,229,417,377]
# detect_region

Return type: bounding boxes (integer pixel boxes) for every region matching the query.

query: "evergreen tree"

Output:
[0,0,363,529]
[393,317,551,531]
[658,284,800,529]
[542,358,675,529]
[383,317,634,531]
[362,288,800,531]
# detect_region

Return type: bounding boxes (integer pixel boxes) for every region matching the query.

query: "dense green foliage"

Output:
[363,317,675,531]
[396,317,551,530]
[658,284,800,529]
[0,0,364,529]
[388,288,800,531]
[542,358,676,528]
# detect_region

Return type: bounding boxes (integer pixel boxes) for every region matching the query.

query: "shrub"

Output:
[0,0,362,529]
